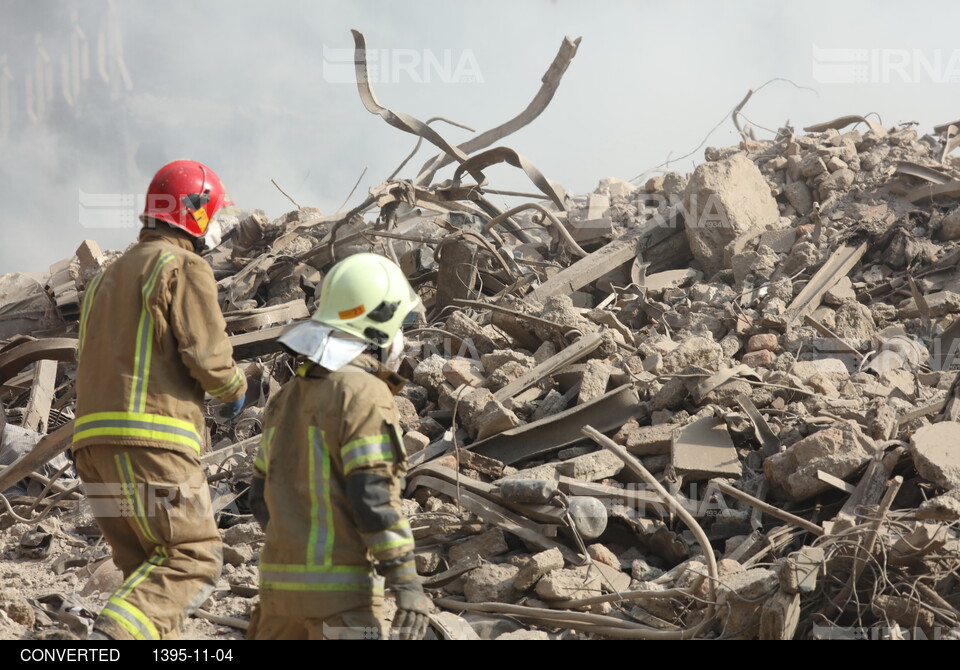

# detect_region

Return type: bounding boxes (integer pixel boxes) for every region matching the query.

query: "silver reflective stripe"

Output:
[260,569,378,587]
[361,521,414,554]
[130,253,174,412]
[115,452,158,544]
[78,271,104,357]
[101,601,159,641]
[341,435,392,474]
[308,427,333,565]
[78,418,200,446]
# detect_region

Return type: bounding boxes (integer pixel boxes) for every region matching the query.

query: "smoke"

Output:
[1,0,959,275]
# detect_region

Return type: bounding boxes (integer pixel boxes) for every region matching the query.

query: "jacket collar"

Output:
[299,353,408,396]
[138,223,197,253]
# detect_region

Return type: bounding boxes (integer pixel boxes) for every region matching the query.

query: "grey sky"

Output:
[2,0,959,274]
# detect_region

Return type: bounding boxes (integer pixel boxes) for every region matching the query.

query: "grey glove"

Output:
[391,580,431,641]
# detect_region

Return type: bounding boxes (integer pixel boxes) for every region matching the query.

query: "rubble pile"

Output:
[5,34,960,639]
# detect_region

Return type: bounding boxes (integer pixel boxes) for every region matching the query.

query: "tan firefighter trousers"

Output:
[74,445,222,640]
[247,601,386,640]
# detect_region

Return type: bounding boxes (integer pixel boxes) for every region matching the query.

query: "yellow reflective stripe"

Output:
[208,368,243,398]
[307,427,334,566]
[260,563,383,593]
[307,426,320,565]
[342,434,390,458]
[80,427,200,451]
[361,519,414,554]
[115,453,158,544]
[74,411,202,454]
[260,581,383,593]
[342,434,393,474]
[78,271,104,357]
[102,598,160,640]
[343,450,393,475]
[322,431,334,565]
[260,563,373,573]
[115,546,167,599]
[129,252,175,413]
[76,411,199,433]
[254,427,275,474]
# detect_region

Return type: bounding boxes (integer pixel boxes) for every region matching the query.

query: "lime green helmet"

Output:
[312,253,421,347]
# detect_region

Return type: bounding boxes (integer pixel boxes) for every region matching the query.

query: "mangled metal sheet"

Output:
[470,384,639,465]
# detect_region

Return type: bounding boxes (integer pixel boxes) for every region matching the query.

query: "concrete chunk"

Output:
[660,336,724,374]
[480,350,534,375]
[578,359,611,405]
[535,566,595,601]
[613,420,676,456]
[402,430,430,454]
[449,528,510,565]
[443,357,485,387]
[556,449,624,481]
[910,423,960,489]
[474,401,521,441]
[463,564,520,603]
[513,547,565,591]
[682,153,780,275]
[715,567,779,639]
[671,416,743,481]
[764,427,871,501]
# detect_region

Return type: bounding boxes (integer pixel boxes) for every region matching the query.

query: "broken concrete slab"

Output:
[764,426,872,501]
[577,359,611,405]
[613,420,676,456]
[671,416,743,481]
[449,528,510,565]
[534,566,596,601]
[463,564,521,603]
[555,449,624,481]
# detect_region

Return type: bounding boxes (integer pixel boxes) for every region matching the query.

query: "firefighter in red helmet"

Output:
[74,160,247,640]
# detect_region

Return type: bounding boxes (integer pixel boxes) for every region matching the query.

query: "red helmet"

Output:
[141,160,226,237]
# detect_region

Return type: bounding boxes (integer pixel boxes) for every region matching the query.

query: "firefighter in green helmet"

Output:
[247,252,430,640]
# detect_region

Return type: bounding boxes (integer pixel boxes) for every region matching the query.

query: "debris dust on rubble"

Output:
[4,32,960,641]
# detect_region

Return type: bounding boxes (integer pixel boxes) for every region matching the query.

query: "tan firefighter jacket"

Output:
[254,355,414,619]
[73,225,246,457]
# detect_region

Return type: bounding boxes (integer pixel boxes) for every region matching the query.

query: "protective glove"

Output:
[219,394,245,419]
[391,580,431,640]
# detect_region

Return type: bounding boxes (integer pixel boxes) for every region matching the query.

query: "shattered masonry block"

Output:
[480,350,534,375]
[613,420,675,456]
[413,354,448,391]
[910,423,960,490]
[741,350,775,368]
[442,357,485,387]
[535,566,595,601]
[660,336,724,374]
[682,153,779,275]
[402,430,430,454]
[746,334,778,353]
[578,359,612,405]
[463,564,520,603]
[513,547,565,591]
[448,528,510,565]
[555,449,624,482]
